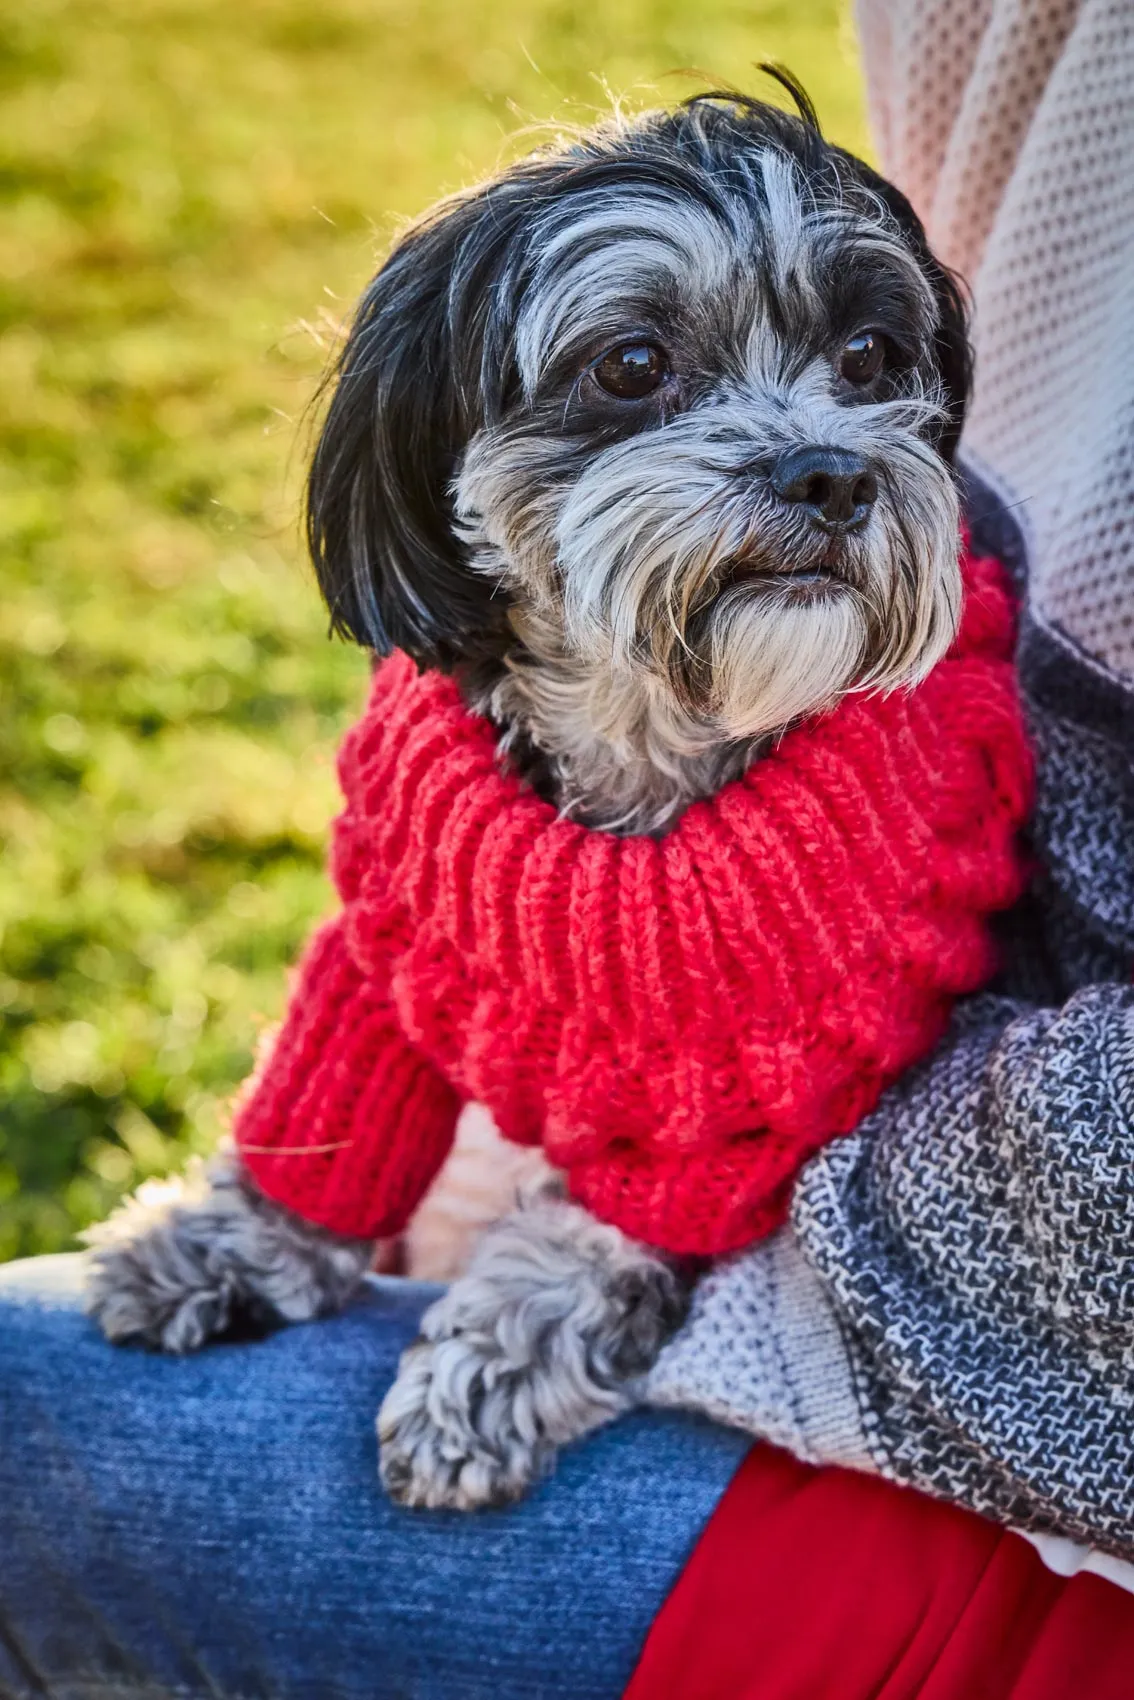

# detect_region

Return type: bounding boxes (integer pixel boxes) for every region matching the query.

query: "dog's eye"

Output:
[591,342,669,399]
[838,332,887,385]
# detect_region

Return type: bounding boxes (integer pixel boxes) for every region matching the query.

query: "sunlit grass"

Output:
[0,0,866,1257]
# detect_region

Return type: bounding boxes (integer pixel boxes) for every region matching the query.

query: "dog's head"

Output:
[309,83,970,771]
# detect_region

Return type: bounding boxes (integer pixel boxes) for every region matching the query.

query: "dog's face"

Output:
[309,91,970,817]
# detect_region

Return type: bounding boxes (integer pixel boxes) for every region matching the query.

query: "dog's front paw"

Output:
[84,1172,244,1353]
[377,1193,687,1510]
[86,1151,377,1355]
[378,1332,552,1510]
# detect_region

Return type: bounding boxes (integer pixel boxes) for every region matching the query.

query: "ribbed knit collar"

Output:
[335,544,1030,1072]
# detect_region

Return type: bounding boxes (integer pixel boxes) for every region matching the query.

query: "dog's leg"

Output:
[84,1148,375,1353]
[378,1183,687,1510]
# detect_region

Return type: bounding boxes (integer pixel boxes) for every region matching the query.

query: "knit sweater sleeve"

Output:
[232,914,462,1241]
[647,987,1134,1559]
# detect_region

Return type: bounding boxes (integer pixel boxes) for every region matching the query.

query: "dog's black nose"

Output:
[771,447,878,529]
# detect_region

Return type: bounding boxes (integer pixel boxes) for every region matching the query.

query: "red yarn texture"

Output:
[235,546,1032,1256]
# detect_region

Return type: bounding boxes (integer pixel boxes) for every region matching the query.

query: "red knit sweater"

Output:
[235,546,1031,1256]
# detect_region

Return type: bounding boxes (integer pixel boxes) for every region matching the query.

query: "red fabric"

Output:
[626,1446,1134,1700]
[235,546,1031,1254]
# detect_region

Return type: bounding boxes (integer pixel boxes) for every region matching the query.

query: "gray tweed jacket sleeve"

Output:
[647,988,1134,1559]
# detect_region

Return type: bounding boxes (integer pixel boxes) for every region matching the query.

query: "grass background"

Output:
[0,0,867,1260]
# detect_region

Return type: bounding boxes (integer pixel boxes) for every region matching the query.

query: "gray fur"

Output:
[83,1146,374,1352]
[377,1183,686,1508]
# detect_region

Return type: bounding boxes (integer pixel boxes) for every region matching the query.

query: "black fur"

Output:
[836,156,972,464]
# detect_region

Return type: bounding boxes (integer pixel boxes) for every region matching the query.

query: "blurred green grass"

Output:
[0,0,866,1259]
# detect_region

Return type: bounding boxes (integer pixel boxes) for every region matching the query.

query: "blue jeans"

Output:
[0,1255,749,1700]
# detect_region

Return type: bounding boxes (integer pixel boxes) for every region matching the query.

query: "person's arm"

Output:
[650,986,1134,1557]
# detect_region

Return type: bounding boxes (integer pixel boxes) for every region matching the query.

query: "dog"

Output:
[85,78,970,1510]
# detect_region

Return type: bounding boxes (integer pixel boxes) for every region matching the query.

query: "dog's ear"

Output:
[833,154,973,465]
[306,183,528,664]
[898,211,972,465]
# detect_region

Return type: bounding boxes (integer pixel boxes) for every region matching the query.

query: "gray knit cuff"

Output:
[644,1225,874,1472]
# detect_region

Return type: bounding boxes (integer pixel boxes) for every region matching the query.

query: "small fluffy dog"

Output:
[86,82,971,1509]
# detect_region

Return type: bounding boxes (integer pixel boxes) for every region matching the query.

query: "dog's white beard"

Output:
[706,581,870,736]
[550,420,961,746]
